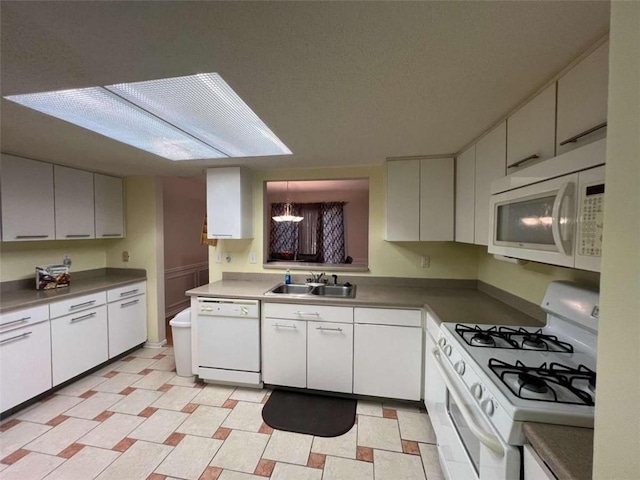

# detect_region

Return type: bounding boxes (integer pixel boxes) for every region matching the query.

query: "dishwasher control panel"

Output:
[197,298,259,318]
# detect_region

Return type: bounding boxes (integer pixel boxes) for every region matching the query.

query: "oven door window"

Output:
[496,195,556,246]
[447,392,482,474]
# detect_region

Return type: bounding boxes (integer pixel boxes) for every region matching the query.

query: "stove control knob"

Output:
[482,399,495,416]
[444,345,452,357]
[471,383,483,400]
[455,361,465,375]
[438,337,447,348]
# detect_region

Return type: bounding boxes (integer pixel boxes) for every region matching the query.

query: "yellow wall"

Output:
[208,165,480,282]
[593,3,640,478]
[106,177,164,344]
[0,240,109,282]
[477,252,600,304]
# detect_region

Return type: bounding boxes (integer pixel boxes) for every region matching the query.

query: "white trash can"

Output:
[169,308,192,377]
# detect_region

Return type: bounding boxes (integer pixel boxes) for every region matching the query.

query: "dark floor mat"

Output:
[262,389,357,437]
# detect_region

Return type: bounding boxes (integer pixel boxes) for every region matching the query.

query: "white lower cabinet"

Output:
[523,444,556,480]
[307,321,353,393]
[51,306,108,386]
[353,308,423,401]
[0,321,52,411]
[108,293,147,358]
[262,318,307,388]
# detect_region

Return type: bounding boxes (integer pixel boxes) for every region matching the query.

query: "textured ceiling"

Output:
[0,1,610,177]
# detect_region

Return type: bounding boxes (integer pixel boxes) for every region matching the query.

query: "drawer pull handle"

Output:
[71,312,97,323]
[508,154,539,169]
[65,234,91,238]
[274,323,297,329]
[101,233,122,237]
[559,122,607,146]
[120,289,139,297]
[294,311,320,316]
[1,317,30,328]
[121,299,140,308]
[316,326,343,332]
[15,235,49,239]
[70,300,96,310]
[0,331,32,345]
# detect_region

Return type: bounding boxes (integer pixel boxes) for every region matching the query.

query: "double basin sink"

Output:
[265,282,356,299]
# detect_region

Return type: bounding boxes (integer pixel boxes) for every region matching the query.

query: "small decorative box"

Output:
[36,265,70,290]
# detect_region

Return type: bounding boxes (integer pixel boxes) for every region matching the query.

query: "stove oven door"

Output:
[430,347,520,480]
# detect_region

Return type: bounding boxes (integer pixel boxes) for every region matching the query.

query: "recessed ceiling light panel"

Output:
[107,73,292,157]
[5,87,225,160]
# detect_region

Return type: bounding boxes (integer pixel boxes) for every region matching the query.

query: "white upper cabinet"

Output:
[54,165,95,240]
[207,167,253,239]
[385,160,420,241]
[455,145,476,244]
[474,122,506,246]
[506,84,557,170]
[94,173,125,239]
[1,155,55,241]
[420,158,454,241]
[386,158,454,241]
[556,41,609,155]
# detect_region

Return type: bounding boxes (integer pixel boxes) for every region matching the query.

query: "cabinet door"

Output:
[54,166,95,239]
[420,158,454,241]
[385,160,420,241]
[507,84,556,169]
[108,295,147,358]
[455,145,475,243]
[51,306,108,385]
[1,155,55,241]
[307,321,353,393]
[474,122,506,246]
[262,318,307,388]
[523,445,556,480]
[0,321,52,411]
[353,324,422,400]
[95,173,124,238]
[207,167,253,239]
[557,41,609,155]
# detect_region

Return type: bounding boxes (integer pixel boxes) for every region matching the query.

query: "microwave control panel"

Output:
[579,182,605,257]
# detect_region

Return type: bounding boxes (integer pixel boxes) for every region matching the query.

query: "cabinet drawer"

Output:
[263,303,353,324]
[107,281,146,302]
[0,305,49,331]
[354,307,422,327]
[51,305,108,386]
[50,291,107,319]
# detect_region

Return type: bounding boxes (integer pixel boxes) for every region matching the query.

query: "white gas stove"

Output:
[426,281,599,479]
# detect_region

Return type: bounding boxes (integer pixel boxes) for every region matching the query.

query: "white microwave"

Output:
[488,165,605,272]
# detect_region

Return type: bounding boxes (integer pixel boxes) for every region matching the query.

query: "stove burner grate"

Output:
[455,324,519,349]
[489,359,595,406]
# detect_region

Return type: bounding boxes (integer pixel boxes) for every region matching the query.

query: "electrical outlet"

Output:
[122,251,130,262]
[421,256,430,268]
[225,253,232,263]
[249,252,257,264]
[215,251,222,264]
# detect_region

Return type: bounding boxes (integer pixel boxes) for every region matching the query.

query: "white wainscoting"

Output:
[165,262,209,318]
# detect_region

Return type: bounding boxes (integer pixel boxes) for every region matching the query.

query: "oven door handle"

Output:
[551,182,574,256]
[431,347,505,456]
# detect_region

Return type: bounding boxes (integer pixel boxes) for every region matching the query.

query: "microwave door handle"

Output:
[431,347,505,456]
[551,182,574,256]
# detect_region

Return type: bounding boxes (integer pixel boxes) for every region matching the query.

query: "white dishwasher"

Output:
[197,297,261,386]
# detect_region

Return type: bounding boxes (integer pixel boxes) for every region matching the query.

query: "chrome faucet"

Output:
[308,272,325,283]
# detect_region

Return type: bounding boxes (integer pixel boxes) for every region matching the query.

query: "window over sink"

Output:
[264,179,369,270]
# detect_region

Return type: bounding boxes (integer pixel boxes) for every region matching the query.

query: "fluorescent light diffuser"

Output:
[4,73,292,160]
[107,73,291,157]
[5,87,224,160]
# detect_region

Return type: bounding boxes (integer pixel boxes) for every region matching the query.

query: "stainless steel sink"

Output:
[265,283,356,298]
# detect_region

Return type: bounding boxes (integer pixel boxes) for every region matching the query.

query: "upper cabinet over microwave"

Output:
[488,139,606,272]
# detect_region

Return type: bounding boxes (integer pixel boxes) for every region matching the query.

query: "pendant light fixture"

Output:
[272,181,303,223]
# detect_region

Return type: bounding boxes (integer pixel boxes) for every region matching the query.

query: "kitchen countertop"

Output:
[523,423,594,480]
[0,268,147,314]
[187,279,544,327]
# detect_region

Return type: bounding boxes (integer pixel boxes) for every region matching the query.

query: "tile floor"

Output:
[0,346,445,480]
